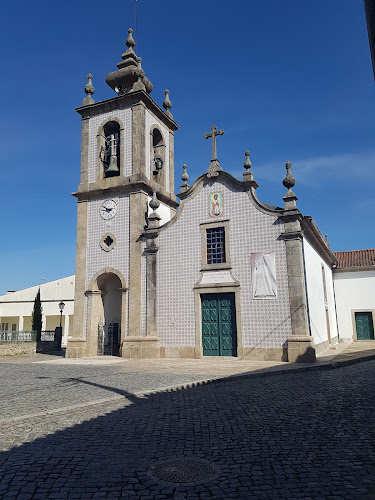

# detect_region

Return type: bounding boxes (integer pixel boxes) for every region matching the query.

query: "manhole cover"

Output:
[150,458,215,484]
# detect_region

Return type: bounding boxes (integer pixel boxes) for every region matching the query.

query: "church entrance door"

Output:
[201,293,237,356]
[355,312,374,340]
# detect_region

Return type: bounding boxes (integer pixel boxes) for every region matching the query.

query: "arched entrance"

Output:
[97,273,122,355]
[86,268,127,357]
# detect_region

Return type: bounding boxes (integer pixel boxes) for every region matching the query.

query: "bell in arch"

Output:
[106,155,120,176]
[105,133,120,177]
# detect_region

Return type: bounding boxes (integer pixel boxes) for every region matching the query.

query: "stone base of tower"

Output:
[121,337,160,359]
[65,338,87,358]
[287,336,316,363]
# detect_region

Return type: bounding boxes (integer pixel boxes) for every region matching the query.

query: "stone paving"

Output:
[0,356,375,499]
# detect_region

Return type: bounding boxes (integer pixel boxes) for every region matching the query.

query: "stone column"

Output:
[66,199,88,358]
[169,130,175,194]
[145,239,158,337]
[122,191,160,359]
[128,191,148,337]
[132,102,146,176]
[79,117,90,187]
[281,162,316,363]
[63,314,69,344]
[18,316,24,332]
[85,290,104,357]
[119,287,128,350]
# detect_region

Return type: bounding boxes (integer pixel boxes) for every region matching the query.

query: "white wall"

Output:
[303,238,338,350]
[333,270,375,340]
[0,276,75,346]
[147,199,171,226]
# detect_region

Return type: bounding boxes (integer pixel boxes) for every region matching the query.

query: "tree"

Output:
[32,289,43,341]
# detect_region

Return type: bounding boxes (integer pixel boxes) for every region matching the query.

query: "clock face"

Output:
[100,199,117,220]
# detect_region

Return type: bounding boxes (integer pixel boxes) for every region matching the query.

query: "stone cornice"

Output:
[178,170,282,216]
[72,175,179,209]
[151,170,283,236]
[280,231,303,241]
[75,90,179,131]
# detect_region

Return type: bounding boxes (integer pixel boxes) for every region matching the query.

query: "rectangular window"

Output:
[206,227,226,264]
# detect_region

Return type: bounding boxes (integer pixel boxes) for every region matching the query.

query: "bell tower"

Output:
[66,29,179,358]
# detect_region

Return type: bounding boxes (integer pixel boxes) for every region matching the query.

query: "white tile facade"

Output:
[156,177,292,349]
[145,109,170,189]
[87,106,133,183]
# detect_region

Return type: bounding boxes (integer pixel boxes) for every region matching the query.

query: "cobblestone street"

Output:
[0,358,375,499]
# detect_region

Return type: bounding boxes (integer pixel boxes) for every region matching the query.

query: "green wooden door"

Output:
[355,312,374,340]
[202,293,237,356]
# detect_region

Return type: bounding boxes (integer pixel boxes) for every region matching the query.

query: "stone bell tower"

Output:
[66,29,178,358]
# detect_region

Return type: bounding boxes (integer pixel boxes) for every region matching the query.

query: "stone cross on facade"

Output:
[204,125,224,178]
[204,125,224,161]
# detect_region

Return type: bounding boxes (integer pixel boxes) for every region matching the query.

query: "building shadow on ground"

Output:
[1,360,375,499]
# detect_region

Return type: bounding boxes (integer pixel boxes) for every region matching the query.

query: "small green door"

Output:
[355,312,374,340]
[202,293,237,356]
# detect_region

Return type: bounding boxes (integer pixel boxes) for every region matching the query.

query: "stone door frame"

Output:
[193,283,242,358]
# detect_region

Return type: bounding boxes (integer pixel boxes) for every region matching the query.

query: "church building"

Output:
[65,29,371,363]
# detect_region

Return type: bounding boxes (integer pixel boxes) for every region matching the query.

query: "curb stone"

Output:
[149,352,375,393]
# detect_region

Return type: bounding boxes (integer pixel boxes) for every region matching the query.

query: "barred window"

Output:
[206,227,226,264]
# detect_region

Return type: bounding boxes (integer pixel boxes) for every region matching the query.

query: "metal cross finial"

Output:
[204,125,224,161]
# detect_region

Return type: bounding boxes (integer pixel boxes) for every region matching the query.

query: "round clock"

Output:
[100,199,117,220]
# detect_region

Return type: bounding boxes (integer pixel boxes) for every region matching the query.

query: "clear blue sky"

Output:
[1,0,374,295]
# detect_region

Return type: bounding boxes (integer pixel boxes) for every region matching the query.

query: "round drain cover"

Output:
[150,458,215,484]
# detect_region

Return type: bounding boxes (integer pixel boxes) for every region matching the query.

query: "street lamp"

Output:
[59,301,65,328]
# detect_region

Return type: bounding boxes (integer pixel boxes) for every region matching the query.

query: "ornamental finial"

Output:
[244,150,252,172]
[149,189,160,212]
[106,27,153,95]
[82,73,95,106]
[243,150,258,187]
[243,150,256,183]
[282,161,296,191]
[163,89,173,118]
[126,28,135,50]
[180,164,190,192]
[282,161,298,210]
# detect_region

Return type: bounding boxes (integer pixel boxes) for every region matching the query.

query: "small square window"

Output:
[206,227,226,264]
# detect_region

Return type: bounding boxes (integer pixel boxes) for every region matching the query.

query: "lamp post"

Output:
[59,301,65,328]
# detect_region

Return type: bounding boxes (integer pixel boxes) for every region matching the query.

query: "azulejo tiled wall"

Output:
[156,176,292,350]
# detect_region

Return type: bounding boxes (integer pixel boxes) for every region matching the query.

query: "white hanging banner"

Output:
[251,252,277,299]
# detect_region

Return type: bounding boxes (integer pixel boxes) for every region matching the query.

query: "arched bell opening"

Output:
[150,126,166,185]
[96,272,122,356]
[101,121,121,178]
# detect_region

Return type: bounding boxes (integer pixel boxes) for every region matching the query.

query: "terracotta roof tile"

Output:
[334,249,375,269]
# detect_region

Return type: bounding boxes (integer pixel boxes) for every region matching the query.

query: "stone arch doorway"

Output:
[98,273,122,355]
[86,268,127,357]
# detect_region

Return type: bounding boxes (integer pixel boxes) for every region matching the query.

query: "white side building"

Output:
[0,276,75,347]
[333,249,375,342]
